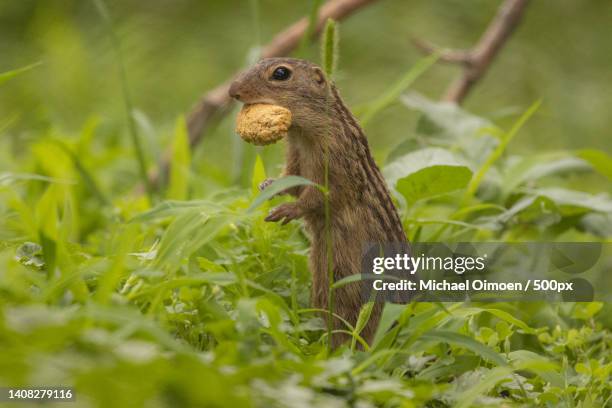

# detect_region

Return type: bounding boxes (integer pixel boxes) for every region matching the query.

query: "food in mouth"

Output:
[235,103,292,146]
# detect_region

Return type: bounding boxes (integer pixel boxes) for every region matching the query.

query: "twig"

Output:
[149,0,379,188]
[413,0,530,104]
[411,38,471,65]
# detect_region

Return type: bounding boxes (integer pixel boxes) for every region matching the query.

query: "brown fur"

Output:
[229,58,407,347]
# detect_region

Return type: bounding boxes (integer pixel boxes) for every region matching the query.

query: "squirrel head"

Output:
[229,58,336,133]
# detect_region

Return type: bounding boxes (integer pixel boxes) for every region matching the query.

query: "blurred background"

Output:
[1,0,611,188]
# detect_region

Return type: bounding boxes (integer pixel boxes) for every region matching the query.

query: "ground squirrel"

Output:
[229,58,407,347]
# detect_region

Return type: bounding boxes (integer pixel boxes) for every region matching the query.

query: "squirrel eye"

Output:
[271,66,291,81]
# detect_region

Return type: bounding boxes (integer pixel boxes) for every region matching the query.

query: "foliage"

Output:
[1,5,612,408]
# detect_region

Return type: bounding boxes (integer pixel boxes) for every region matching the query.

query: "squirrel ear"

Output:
[312,67,326,86]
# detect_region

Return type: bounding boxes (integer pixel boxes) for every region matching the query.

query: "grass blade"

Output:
[298,0,323,56]
[360,53,439,127]
[455,366,513,408]
[421,330,507,366]
[247,176,318,212]
[166,116,191,200]
[92,0,153,203]
[321,18,339,77]
[53,141,110,206]
[462,100,541,203]
[0,62,42,87]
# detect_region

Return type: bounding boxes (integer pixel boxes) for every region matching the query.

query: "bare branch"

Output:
[149,0,380,188]
[410,37,472,65]
[413,0,530,104]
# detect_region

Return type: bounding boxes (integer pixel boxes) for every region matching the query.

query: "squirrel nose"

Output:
[228,81,242,101]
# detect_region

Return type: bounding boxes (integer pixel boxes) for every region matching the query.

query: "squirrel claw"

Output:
[265,203,302,224]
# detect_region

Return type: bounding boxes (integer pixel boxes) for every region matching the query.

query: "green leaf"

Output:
[578,149,612,181]
[95,224,138,303]
[448,306,536,334]
[251,154,266,196]
[401,92,495,140]
[154,210,230,269]
[580,213,612,238]
[572,302,603,320]
[397,166,472,204]
[385,137,421,163]
[359,54,439,127]
[129,273,238,301]
[35,184,61,242]
[463,100,541,203]
[575,362,590,375]
[502,155,592,196]
[384,148,472,203]
[331,273,363,289]
[247,176,318,212]
[519,156,591,180]
[53,140,110,206]
[420,330,507,366]
[454,366,513,408]
[130,200,226,222]
[0,172,73,187]
[153,210,204,267]
[197,256,226,273]
[354,302,374,336]
[528,187,612,214]
[418,355,480,381]
[399,92,499,166]
[372,303,408,347]
[167,116,191,200]
[496,195,560,227]
[508,350,563,387]
[0,62,41,86]
[15,242,44,268]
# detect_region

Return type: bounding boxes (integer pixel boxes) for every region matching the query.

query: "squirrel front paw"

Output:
[264,203,303,225]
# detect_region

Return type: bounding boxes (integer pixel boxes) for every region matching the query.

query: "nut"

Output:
[236,103,292,146]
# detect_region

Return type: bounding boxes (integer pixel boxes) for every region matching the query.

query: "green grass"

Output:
[1,17,612,408]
